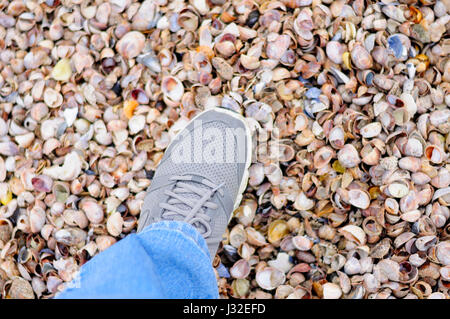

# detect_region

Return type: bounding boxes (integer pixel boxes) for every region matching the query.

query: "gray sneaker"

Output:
[137,107,252,259]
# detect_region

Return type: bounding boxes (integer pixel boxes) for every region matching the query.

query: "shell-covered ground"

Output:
[0,0,449,299]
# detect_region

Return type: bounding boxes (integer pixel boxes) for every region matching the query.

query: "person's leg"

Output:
[56,107,251,298]
[56,221,218,299]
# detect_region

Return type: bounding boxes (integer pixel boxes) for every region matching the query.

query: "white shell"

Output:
[348,189,370,209]
[322,283,342,299]
[293,192,314,211]
[255,267,286,290]
[388,182,409,198]
[43,152,82,181]
[339,225,367,245]
[360,122,381,138]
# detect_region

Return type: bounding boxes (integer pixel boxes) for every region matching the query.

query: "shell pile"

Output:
[0,0,449,299]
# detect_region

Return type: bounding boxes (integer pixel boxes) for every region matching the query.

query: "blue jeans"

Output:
[56,221,219,298]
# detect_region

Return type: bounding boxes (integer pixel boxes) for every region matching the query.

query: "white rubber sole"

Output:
[166,107,253,217]
[209,107,253,214]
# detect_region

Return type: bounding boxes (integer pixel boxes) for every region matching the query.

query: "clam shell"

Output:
[360,122,381,138]
[115,31,145,59]
[388,182,409,198]
[161,76,184,103]
[322,283,342,299]
[230,259,251,279]
[255,267,286,290]
[292,235,313,251]
[339,225,367,245]
[294,192,314,211]
[79,200,104,224]
[348,189,370,209]
[351,43,373,70]
[106,212,124,237]
[246,227,267,247]
[337,144,361,168]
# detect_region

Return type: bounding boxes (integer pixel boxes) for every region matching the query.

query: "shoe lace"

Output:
[158,175,224,238]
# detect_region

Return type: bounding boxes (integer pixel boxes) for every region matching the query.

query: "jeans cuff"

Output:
[140,221,211,259]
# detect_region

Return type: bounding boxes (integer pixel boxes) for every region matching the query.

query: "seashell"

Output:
[31,175,53,193]
[128,115,146,135]
[264,163,282,185]
[398,157,421,172]
[96,235,117,252]
[17,131,34,151]
[106,212,124,237]
[43,88,63,108]
[403,138,423,157]
[266,34,290,60]
[344,257,362,275]
[401,210,422,223]
[132,0,158,30]
[63,107,78,127]
[432,187,450,206]
[339,225,367,245]
[382,5,406,23]
[248,163,264,187]
[29,206,46,233]
[275,285,295,299]
[268,220,290,243]
[176,8,199,31]
[240,54,260,70]
[55,227,87,246]
[268,253,293,274]
[294,192,314,211]
[63,209,88,229]
[430,109,450,127]
[387,34,410,60]
[256,267,286,290]
[230,224,247,248]
[52,59,72,82]
[388,181,409,198]
[400,93,417,117]
[431,169,450,189]
[351,43,373,70]
[43,152,82,181]
[292,235,313,251]
[115,31,145,59]
[436,241,450,265]
[7,277,34,299]
[234,199,256,227]
[215,40,235,57]
[348,189,370,209]
[411,172,431,186]
[313,146,335,169]
[322,283,342,299]
[360,122,381,138]
[0,142,19,156]
[328,126,345,149]
[326,41,345,64]
[337,144,361,168]
[440,265,450,281]
[161,76,184,104]
[212,57,233,81]
[52,182,70,203]
[294,114,309,132]
[79,199,104,224]
[360,144,381,166]
[246,227,267,247]
[32,277,46,298]
[231,279,250,298]
[424,145,445,164]
[415,236,437,251]
[230,259,250,279]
